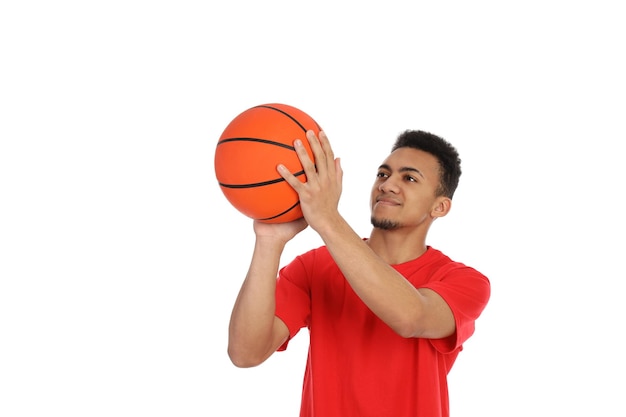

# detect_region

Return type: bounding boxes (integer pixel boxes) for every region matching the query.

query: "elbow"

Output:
[390,316,456,340]
[227,345,265,368]
[385,310,424,338]
[388,312,432,339]
[393,322,421,339]
[228,352,258,368]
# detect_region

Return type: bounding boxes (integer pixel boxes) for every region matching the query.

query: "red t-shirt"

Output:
[275,245,490,417]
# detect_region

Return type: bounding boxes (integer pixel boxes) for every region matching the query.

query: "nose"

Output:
[378,176,399,193]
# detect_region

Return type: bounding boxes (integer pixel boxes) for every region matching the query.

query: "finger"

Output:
[316,131,337,181]
[276,163,303,190]
[294,138,317,177]
[307,130,337,179]
[317,131,335,164]
[305,130,328,174]
[335,157,343,185]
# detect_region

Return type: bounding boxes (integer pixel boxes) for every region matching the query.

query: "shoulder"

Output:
[399,247,490,303]
[420,248,491,308]
[295,244,332,263]
[424,247,489,281]
[281,244,335,277]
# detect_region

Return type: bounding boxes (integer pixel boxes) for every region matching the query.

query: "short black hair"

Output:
[391,130,462,199]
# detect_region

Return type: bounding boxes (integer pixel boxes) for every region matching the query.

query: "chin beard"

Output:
[370,216,401,230]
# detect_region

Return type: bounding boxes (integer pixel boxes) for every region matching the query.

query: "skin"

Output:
[228,130,456,368]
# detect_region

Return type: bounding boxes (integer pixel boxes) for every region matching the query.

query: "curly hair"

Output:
[391,130,462,199]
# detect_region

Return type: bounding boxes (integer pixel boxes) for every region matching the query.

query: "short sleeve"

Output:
[423,263,491,353]
[274,256,312,351]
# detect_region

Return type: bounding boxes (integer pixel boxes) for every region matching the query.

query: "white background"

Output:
[1,1,625,416]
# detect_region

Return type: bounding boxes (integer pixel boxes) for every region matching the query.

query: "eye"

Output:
[404,174,418,182]
[376,172,389,179]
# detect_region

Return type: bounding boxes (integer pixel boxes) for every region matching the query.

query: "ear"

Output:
[431,197,452,219]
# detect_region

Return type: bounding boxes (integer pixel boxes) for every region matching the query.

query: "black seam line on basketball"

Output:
[259,201,301,221]
[219,171,305,189]
[217,137,295,151]
[254,105,309,133]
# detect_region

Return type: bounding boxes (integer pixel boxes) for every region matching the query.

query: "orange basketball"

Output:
[214,103,322,223]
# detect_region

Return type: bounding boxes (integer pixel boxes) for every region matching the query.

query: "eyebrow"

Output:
[378,164,425,179]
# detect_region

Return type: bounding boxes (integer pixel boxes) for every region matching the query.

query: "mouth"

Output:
[375,196,401,206]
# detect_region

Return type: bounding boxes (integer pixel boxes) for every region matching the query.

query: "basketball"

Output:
[214,103,322,223]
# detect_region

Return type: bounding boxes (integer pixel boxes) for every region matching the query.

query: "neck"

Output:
[367,227,428,265]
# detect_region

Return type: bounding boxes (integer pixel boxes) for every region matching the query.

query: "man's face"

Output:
[370,147,444,230]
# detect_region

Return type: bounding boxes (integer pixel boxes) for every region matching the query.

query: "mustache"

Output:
[375,194,401,204]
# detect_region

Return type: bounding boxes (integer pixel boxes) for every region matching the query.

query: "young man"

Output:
[228,129,491,417]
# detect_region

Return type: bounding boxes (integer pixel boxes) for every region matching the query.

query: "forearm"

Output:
[317,218,425,337]
[227,237,285,366]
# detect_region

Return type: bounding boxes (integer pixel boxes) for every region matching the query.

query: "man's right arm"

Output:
[227,220,304,367]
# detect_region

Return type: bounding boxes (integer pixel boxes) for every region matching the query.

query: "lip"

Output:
[375,196,401,206]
